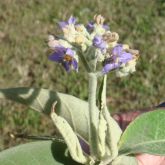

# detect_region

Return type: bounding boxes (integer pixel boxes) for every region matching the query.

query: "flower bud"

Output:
[94,14,105,25]
[75,35,85,44]
[103,32,119,43]
[48,35,59,49]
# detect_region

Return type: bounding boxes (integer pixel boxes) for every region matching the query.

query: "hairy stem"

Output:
[88,72,98,157]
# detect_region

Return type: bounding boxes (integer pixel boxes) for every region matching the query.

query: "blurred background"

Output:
[0,0,165,151]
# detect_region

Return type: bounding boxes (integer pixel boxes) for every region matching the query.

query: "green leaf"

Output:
[119,109,165,155]
[0,87,60,114]
[103,107,122,159]
[0,141,80,165]
[98,75,107,110]
[111,156,138,165]
[0,87,98,141]
[51,112,88,164]
[98,75,122,159]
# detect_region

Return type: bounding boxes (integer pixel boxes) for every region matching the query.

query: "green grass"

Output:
[0,0,165,150]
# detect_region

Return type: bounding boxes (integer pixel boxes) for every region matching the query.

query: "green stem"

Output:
[88,73,98,157]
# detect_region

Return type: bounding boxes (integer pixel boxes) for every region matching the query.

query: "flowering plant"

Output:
[0,15,165,165]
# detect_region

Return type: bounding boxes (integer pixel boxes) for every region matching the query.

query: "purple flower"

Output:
[102,44,133,74]
[86,22,95,32]
[102,63,120,74]
[86,21,109,32]
[102,24,110,31]
[58,16,77,29]
[112,45,132,63]
[93,35,107,51]
[49,47,78,72]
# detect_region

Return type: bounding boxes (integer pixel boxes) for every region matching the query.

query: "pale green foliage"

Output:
[0,88,94,142]
[98,75,122,160]
[0,1,165,162]
[111,156,138,165]
[119,109,165,155]
[97,112,107,157]
[0,141,80,165]
[51,110,88,164]
[0,84,124,164]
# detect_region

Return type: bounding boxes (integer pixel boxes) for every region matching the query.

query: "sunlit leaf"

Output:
[0,87,99,141]
[0,141,80,165]
[98,75,122,159]
[111,155,138,165]
[51,112,87,163]
[119,109,165,155]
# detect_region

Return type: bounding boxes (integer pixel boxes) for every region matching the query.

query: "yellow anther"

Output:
[64,55,73,62]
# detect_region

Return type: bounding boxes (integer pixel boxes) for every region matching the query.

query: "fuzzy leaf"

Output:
[0,141,81,165]
[98,75,122,159]
[119,109,165,155]
[0,87,99,141]
[98,75,107,110]
[103,107,122,159]
[111,156,138,165]
[51,111,88,164]
[97,112,107,157]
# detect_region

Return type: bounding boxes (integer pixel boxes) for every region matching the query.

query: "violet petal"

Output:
[66,48,74,57]
[102,63,120,74]
[68,16,76,24]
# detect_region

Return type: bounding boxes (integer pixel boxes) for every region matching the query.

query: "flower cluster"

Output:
[48,15,139,76]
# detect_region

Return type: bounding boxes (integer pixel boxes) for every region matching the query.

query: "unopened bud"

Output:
[48,38,59,49]
[48,35,55,41]
[103,32,119,43]
[127,49,139,55]
[123,44,129,50]
[126,49,140,60]
[94,14,105,25]
[75,25,84,32]
[75,35,85,44]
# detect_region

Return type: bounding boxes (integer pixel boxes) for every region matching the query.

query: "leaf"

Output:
[0,87,59,114]
[98,75,107,110]
[51,111,87,163]
[0,87,99,141]
[98,75,122,159]
[103,107,122,159]
[0,141,81,165]
[97,112,107,157]
[111,156,138,165]
[118,109,165,155]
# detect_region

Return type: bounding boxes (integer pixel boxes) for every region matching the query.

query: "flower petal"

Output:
[118,52,133,64]
[72,59,78,71]
[112,44,123,56]
[62,62,70,72]
[93,35,107,50]
[102,63,120,74]
[102,24,110,30]
[49,52,63,62]
[68,16,77,24]
[66,48,74,57]
[86,21,94,31]
[58,21,67,28]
